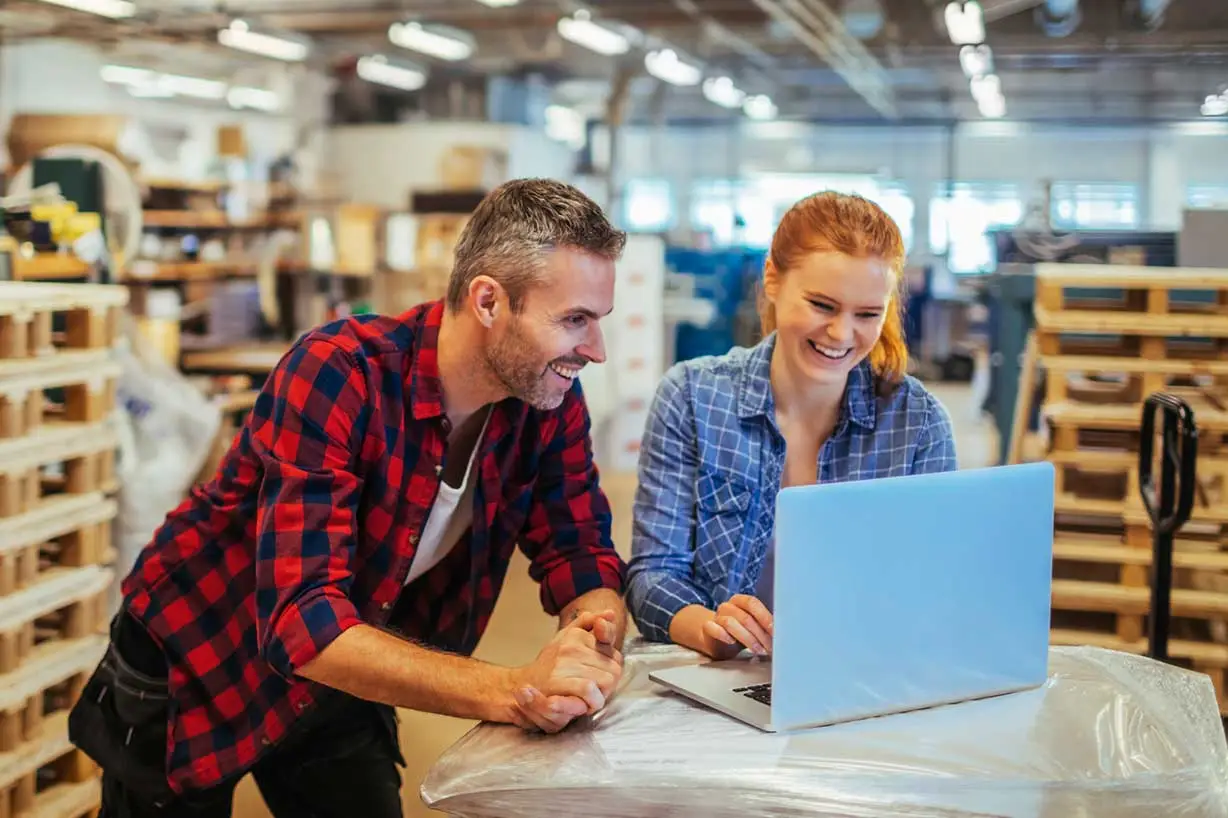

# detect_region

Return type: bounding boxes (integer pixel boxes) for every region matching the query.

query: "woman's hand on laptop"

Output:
[704,595,773,657]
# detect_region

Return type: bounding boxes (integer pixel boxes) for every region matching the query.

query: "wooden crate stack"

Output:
[0,281,127,817]
[1032,262,1228,713]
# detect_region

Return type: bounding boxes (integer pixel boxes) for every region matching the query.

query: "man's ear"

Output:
[469,276,502,328]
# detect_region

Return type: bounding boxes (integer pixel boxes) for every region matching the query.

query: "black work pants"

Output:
[69,611,405,818]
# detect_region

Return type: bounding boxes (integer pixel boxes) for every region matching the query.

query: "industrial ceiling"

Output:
[2,0,1226,124]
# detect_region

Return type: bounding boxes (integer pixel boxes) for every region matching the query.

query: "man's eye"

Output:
[568,315,587,327]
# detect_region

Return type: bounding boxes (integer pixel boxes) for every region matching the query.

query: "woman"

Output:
[627,191,957,660]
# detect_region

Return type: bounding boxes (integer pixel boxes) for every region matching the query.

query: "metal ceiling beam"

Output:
[747,0,897,117]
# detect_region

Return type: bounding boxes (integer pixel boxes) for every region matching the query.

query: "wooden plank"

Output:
[1008,331,1038,465]
[1052,577,1228,619]
[1034,305,1228,338]
[1054,534,1228,571]
[0,493,116,556]
[181,344,289,373]
[0,351,111,382]
[0,566,112,636]
[0,637,105,713]
[1050,627,1228,665]
[1034,263,1228,290]
[1045,399,1228,431]
[0,423,117,476]
[1039,354,1228,376]
[0,282,128,315]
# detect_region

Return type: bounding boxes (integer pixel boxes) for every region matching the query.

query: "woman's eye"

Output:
[809,300,834,312]
[857,312,881,320]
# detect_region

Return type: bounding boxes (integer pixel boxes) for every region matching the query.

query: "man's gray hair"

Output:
[446,178,627,313]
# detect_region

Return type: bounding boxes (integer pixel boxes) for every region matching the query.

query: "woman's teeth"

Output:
[549,362,581,380]
[808,340,851,360]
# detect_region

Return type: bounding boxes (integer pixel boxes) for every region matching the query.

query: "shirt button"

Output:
[434,464,442,477]
[261,737,271,746]
[409,533,419,546]
[381,602,392,611]
[296,701,307,712]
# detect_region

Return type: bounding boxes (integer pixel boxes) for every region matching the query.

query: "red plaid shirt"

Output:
[121,300,626,794]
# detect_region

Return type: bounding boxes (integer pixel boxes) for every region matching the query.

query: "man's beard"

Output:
[484,317,576,410]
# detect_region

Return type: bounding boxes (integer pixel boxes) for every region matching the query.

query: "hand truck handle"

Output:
[1138,393,1198,663]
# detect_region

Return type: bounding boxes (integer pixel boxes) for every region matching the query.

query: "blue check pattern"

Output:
[626,332,958,643]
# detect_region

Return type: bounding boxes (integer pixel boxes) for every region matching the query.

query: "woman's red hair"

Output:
[759,191,909,386]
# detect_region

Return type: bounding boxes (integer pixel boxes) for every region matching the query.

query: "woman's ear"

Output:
[763,259,780,302]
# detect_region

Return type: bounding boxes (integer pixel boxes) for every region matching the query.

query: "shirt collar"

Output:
[735,331,877,430]
[407,300,447,421]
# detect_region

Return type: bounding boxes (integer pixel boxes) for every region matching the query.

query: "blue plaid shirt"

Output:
[627,332,958,643]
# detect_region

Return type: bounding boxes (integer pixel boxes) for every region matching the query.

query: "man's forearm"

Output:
[296,623,516,723]
[560,587,628,649]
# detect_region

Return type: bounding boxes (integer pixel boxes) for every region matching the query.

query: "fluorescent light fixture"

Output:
[556,11,629,56]
[357,55,427,91]
[977,93,1005,118]
[473,0,518,6]
[743,94,778,121]
[959,44,992,77]
[702,76,745,109]
[101,64,155,85]
[1203,94,1228,117]
[944,1,984,45]
[228,86,281,112]
[970,73,1001,104]
[159,73,227,100]
[219,19,309,62]
[388,22,473,62]
[644,49,701,87]
[37,0,135,19]
[127,85,175,99]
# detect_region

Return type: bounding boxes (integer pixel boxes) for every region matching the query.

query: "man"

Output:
[70,178,630,817]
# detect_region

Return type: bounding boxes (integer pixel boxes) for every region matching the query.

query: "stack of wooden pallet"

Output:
[1032,262,1228,714]
[0,281,128,817]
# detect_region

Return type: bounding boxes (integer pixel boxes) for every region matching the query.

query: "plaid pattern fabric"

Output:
[627,332,957,643]
[121,300,625,794]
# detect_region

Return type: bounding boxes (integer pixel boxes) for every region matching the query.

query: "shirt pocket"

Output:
[693,470,754,594]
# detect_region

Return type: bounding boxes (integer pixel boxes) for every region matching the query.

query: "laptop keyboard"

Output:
[733,683,772,705]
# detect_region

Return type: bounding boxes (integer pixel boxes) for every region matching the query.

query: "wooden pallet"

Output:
[0,567,112,675]
[0,425,119,519]
[0,712,100,818]
[0,637,105,755]
[0,282,127,362]
[0,357,121,440]
[1050,518,1228,713]
[0,493,117,600]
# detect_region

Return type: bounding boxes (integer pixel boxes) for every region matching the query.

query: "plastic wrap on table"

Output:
[421,641,1228,818]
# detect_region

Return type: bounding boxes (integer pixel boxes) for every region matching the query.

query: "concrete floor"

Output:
[232,379,997,817]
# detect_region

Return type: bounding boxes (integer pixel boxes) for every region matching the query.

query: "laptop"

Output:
[648,462,1055,732]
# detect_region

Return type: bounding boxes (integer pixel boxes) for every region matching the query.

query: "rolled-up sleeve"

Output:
[912,394,959,474]
[249,338,368,680]
[627,364,710,643]
[519,381,626,616]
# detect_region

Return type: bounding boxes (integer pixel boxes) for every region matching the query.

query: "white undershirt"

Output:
[403,412,490,586]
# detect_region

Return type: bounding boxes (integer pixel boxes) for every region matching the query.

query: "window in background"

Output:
[867,182,915,254]
[690,179,741,246]
[622,178,675,232]
[929,182,1023,274]
[1187,185,1228,209]
[1050,182,1140,230]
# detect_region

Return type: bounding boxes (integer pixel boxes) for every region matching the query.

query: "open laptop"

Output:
[649,461,1055,732]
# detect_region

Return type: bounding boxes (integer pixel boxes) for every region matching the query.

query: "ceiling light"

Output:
[36,0,134,19]
[218,19,309,62]
[473,0,518,6]
[556,11,630,56]
[228,86,281,112]
[100,65,226,101]
[545,105,586,149]
[743,94,778,121]
[1203,94,1228,117]
[959,44,993,77]
[357,55,427,91]
[644,49,701,87]
[944,1,984,45]
[158,73,227,100]
[388,22,473,61]
[702,76,745,109]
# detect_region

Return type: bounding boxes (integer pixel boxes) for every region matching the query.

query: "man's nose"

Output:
[578,324,607,364]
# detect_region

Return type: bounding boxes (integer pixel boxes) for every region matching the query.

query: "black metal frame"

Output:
[1138,393,1198,663]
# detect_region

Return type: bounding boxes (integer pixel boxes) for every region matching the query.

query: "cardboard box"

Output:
[6,113,125,169]
[438,146,507,190]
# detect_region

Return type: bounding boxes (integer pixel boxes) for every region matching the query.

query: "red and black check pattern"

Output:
[121,300,625,794]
